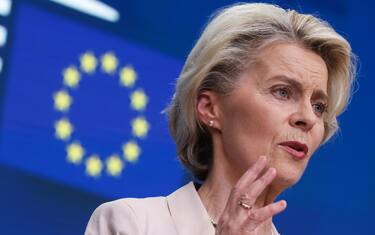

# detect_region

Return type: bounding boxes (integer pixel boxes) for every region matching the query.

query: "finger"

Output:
[246,167,277,203]
[249,200,287,222]
[233,168,276,210]
[242,200,287,231]
[235,155,268,190]
[225,156,268,215]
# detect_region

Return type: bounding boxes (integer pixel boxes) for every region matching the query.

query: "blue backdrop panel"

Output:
[0,0,373,234]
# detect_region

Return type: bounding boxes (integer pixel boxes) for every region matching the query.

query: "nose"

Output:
[289,102,319,132]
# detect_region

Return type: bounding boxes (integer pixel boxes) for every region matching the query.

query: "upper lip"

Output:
[278,141,309,155]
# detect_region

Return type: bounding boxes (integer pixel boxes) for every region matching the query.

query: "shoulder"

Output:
[84,182,196,235]
[84,196,172,235]
[84,199,142,235]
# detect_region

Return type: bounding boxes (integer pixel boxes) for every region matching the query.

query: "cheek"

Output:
[222,97,273,140]
[220,96,287,165]
[310,122,325,153]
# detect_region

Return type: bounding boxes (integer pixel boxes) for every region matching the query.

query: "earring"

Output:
[208,120,214,127]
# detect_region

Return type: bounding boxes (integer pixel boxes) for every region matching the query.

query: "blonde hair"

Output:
[166,3,356,180]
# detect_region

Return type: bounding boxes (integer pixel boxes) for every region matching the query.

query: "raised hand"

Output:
[215,156,287,235]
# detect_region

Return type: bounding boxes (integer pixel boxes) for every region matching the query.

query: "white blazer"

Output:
[84,182,280,235]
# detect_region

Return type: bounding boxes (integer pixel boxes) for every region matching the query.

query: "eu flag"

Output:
[0,2,185,198]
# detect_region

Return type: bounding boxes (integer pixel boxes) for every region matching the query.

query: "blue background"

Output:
[0,0,373,234]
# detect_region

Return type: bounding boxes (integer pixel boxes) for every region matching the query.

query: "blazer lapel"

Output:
[166,182,215,235]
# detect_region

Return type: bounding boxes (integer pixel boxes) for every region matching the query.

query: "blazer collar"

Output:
[166,181,215,235]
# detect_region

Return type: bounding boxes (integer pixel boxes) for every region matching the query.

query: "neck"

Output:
[198,137,283,234]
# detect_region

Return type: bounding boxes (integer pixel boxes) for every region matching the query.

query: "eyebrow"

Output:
[268,75,329,103]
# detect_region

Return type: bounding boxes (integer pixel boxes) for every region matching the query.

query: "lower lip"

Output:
[278,145,306,160]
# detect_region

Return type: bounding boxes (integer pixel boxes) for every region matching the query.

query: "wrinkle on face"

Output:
[253,43,328,101]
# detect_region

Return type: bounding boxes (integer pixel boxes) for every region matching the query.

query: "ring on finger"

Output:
[238,200,252,210]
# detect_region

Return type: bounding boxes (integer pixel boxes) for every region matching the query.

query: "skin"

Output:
[196,43,329,234]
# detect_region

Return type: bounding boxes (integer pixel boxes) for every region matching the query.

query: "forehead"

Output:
[251,43,329,93]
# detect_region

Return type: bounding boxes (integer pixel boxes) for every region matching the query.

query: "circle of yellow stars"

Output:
[53,51,150,178]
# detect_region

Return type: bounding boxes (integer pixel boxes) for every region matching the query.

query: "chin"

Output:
[269,149,310,188]
[272,163,306,189]
[274,173,302,189]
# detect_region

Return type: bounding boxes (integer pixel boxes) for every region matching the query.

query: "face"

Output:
[217,43,328,187]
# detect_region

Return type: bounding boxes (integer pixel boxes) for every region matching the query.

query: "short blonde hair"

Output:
[166,3,356,180]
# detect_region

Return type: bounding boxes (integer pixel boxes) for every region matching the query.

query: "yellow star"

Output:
[80,51,97,74]
[53,90,72,112]
[85,155,103,177]
[119,66,137,87]
[106,154,124,177]
[63,66,81,88]
[130,89,148,111]
[54,118,74,141]
[101,52,118,74]
[131,117,150,138]
[66,142,85,164]
[122,141,141,163]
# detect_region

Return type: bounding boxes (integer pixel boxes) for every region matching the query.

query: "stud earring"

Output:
[208,120,214,127]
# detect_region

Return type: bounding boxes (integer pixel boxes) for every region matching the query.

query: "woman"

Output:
[85,3,355,235]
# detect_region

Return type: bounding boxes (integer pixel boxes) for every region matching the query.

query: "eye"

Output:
[312,102,328,116]
[273,87,291,99]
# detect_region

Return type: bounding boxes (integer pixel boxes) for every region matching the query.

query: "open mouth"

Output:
[278,141,308,159]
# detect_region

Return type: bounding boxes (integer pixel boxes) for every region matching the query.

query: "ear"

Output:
[196,90,222,130]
